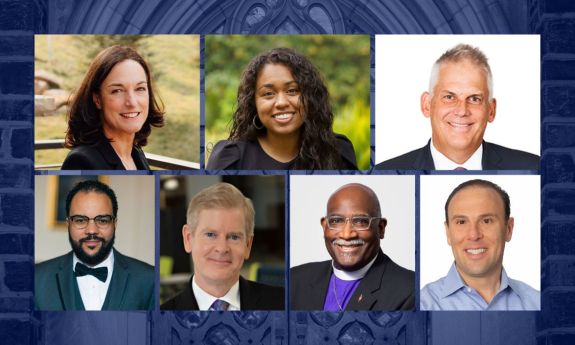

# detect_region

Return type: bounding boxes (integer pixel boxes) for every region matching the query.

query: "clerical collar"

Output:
[331,252,378,281]
[430,139,483,170]
[192,275,241,311]
[72,248,114,279]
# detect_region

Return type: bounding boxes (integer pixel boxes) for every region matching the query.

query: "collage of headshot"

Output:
[33,34,539,313]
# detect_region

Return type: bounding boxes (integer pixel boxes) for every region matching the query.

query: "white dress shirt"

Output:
[430,139,483,170]
[73,249,114,311]
[192,275,241,311]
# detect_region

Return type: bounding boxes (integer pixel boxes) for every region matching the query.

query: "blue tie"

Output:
[209,299,230,311]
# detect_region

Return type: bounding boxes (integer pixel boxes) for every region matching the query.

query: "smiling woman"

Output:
[61,45,165,170]
[206,47,358,170]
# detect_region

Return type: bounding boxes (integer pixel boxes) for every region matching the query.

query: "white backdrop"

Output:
[420,175,540,290]
[290,175,415,270]
[375,35,540,164]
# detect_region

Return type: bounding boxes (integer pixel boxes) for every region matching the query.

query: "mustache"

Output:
[79,234,105,243]
[331,239,366,246]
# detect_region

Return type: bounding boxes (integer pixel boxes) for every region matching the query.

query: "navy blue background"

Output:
[0,0,571,344]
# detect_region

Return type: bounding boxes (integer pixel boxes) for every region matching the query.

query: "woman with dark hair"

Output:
[207,47,357,170]
[61,45,164,170]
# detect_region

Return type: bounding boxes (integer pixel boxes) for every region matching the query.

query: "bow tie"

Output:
[74,262,108,282]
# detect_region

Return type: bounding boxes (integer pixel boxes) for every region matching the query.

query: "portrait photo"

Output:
[34,175,156,311]
[204,35,370,170]
[34,34,200,170]
[420,174,540,310]
[159,175,285,310]
[375,35,540,170]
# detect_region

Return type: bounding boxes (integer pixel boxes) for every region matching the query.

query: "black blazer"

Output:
[34,250,155,310]
[290,250,414,311]
[375,140,539,170]
[161,276,285,310]
[207,134,358,170]
[61,139,150,170]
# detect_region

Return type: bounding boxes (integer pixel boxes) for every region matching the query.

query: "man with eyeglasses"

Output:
[35,180,154,310]
[290,183,414,310]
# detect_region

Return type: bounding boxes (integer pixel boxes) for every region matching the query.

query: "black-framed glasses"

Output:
[325,215,380,231]
[67,215,115,229]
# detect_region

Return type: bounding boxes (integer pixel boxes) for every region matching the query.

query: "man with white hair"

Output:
[376,44,539,170]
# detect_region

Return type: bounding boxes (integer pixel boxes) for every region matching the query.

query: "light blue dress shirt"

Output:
[420,263,540,310]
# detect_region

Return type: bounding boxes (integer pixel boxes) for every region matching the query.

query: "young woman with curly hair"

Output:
[207,47,357,170]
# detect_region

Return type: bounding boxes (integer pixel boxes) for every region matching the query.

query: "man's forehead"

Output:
[449,186,504,211]
[327,185,376,209]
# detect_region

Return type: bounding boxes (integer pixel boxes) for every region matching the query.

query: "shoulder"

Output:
[240,278,285,310]
[115,252,154,276]
[291,260,331,278]
[61,145,103,170]
[380,256,415,286]
[206,140,246,170]
[419,277,447,310]
[483,142,540,170]
[242,279,284,297]
[132,146,151,170]
[161,286,196,310]
[35,253,70,275]
[375,146,428,170]
[334,134,358,169]
[507,277,540,310]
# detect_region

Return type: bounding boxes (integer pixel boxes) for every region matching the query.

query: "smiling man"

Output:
[420,179,540,310]
[35,180,154,310]
[376,44,539,170]
[161,182,284,310]
[290,183,414,311]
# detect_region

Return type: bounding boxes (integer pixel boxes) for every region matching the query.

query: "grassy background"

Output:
[204,35,371,169]
[35,35,200,166]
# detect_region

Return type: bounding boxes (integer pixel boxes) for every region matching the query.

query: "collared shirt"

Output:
[192,275,240,311]
[331,252,378,280]
[73,249,114,311]
[420,263,540,310]
[430,139,483,170]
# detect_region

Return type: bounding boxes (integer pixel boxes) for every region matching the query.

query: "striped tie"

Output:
[209,299,230,311]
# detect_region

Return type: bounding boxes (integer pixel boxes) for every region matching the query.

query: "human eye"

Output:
[110,88,123,95]
[136,85,147,92]
[468,95,483,104]
[94,215,113,226]
[228,233,243,242]
[351,216,371,229]
[454,218,466,225]
[70,215,88,227]
[327,216,345,228]
[286,87,299,95]
[203,231,217,239]
[442,94,456,103]
[482,217,494,224]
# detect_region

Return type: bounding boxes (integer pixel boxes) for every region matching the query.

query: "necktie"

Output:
[454,167,467,171]
[74,262,108,282]
[209,299,230,311]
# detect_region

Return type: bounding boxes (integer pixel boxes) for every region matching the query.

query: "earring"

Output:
[252,116,264,130]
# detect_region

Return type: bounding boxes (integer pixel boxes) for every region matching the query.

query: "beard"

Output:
[69,231,115,266]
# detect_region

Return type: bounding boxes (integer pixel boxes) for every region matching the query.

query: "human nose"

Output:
[338,219,358,239]
[452,98,469,117]
[214,236,230,253]
[467,222,483,240]
[124,90,137,107]
[274,92,288,108]
[85,219,99,234]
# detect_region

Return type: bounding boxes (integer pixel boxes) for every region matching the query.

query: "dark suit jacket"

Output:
[290,250,414,310]
[61,139,150,170]
[375,140,539,170]
[160,276,285,310]
[35,250,155,310]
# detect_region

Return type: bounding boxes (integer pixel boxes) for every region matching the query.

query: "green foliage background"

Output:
[35,35,200,167]
[205,35,370,169]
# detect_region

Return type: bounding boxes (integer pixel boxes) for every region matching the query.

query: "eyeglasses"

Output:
[67,215,115,229]
[325,215,380,231]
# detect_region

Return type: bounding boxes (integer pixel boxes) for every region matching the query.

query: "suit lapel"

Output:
[306,261,333,310]
[56,252,85,310]
[414,140,436,170]
[239,276,260,309]
[95,139,125,170]
[346,251,386,311]
[481,141,502,169]
[103,250,129,309]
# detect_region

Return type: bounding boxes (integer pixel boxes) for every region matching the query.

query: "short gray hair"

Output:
[186,182,255,237]
[428,43,493,100]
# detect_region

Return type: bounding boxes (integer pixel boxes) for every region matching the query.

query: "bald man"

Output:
[290,183,414,311]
